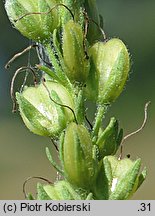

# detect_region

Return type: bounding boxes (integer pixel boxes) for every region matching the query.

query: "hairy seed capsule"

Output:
[62,20,90,83]
[62,122,95,189]
[5,0,59,42]
[86,38,130,104]
[16,81,74,137]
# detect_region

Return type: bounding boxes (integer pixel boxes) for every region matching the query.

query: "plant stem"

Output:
[92,105,108,143]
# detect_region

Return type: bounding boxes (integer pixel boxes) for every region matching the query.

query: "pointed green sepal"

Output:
[37,183,51,200]
[43,180,82,200]
[135,167,147,192]
[92,157,112,200]
[46,147,64,175]
[62,20,90,83]
[96,117,122,159]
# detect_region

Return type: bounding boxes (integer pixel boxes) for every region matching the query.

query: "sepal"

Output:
[62,122,95,189]
[62,20,90,83]
[43,181,82,200]
[96,117,123,160]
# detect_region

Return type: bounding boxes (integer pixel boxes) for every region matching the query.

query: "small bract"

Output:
[16,81,74,137]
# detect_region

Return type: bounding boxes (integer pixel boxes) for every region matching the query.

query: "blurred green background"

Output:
[0,0,155,199]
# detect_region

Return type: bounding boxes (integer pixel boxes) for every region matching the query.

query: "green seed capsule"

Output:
[93,156,146,200]
[62,122,95,189]
[16,81,74,137]
[62,20,90,83]
[87,38,130,104]
[5,0,59,42]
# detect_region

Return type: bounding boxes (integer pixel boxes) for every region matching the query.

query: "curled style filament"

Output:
[5,44,37,69]
[23,176,52,199]
[14,3,74,23]
[11,66,37,112]
[42,78,78,124]
[119,101,151,159]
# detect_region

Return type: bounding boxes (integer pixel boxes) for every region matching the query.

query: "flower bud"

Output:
[62,122,95,189]
[16,81,74,137]
[5,0,59,42]
[62,20,90,83]
[86,38,130,104]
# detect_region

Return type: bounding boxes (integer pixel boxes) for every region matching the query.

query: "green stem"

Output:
[74,86,85,124]
[92,105,108,143]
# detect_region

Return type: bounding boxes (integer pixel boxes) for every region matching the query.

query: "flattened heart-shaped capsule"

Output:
[16,81,74,137]
[86,38,130,104]
[5,0,60,42]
